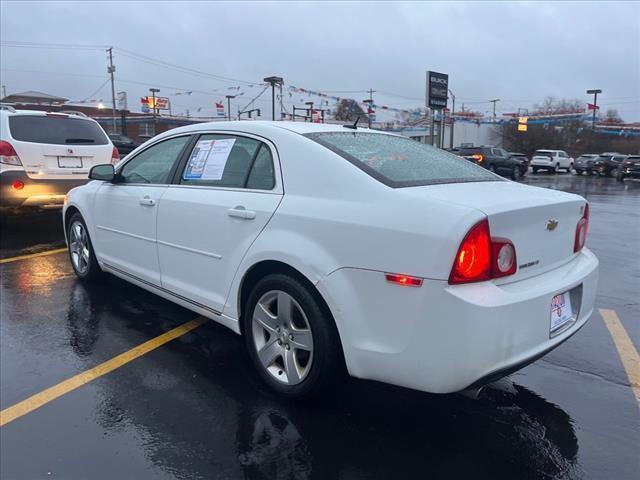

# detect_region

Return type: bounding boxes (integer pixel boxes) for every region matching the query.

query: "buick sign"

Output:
[427,71,449,109]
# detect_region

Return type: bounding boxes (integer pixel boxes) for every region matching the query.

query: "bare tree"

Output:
[603,109,623,124]
[333,99,365,121]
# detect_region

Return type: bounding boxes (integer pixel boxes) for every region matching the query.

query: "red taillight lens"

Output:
[449,219,518,284]
[0,140,22,166]
[12,180,24,190]
[470,154,484,163]
[449,219,492,284]
[111,146,120,164]
[385,273,423,287]
[574,203,589,252]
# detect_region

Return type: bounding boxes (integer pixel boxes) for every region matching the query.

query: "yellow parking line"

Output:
[600,308,640,405]
[0,316,207,427]
[0,248,68,264]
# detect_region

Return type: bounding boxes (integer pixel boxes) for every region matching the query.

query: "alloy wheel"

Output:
[69,221,90,275]
[251,290,314,385]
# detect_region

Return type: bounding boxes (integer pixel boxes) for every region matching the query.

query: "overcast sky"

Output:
[1,1,639,121]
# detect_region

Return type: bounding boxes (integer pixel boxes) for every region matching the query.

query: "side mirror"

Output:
[89,164,115,182]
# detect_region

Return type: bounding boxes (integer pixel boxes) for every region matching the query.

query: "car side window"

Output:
[180,134,273,189]
[246,145,275,190]
[119,136,190,184]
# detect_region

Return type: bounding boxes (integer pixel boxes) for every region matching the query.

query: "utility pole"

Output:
[226,95,235,121]
[362,88,375,128]
[448,89,456,149]
[490,99,500,123]
[1,85,6,99]
[587,89,602,129]
[107,47,117,134]
[149,88,160,127]
[263,76,284,121]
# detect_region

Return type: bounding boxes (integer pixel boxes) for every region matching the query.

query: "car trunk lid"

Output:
[403,181,586,283]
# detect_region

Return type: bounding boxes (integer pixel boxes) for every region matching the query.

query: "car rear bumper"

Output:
[317,248,598,393]
[531,160,554,168]
[0,170,88,210]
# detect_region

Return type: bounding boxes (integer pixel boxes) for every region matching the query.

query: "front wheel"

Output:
[510,165,521,181]
[575,169,583,175]
[243,274,343,399]
[67,213,103,281]
[553,163,560,174]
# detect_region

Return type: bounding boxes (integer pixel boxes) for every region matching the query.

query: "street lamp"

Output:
[225,95,235,121]
[448,88,456,149]
[587,89,602,129]
[263,76,283,121]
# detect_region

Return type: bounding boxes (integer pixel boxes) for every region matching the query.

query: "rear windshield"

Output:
[9,115,109,145]
[534,151,553,157]
[306,132,499,187]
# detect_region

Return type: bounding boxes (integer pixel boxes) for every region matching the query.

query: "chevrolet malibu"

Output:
[62,121,599,398]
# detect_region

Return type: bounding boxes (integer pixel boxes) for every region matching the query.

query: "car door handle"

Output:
[139,196,156,206]
[227,206,256,220]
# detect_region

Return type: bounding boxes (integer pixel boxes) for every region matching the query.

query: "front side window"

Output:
[180,134,273,189]
[119,136,190,184]
[307,132,498,187]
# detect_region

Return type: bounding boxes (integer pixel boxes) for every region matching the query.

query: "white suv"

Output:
[530,149,574,174]
[1,107,118,213]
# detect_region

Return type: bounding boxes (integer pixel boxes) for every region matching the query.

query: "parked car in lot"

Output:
[1,107,118,213]
[509,152,530,166]
[108,134,139,156]
[616,155,640,181]
[458,146,526,180]
[594,152,627,177]
[530,150,574,173]
[574,154,599,175]
[63,121,598,398]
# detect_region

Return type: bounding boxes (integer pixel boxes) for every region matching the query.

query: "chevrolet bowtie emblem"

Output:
[546,219,559,231]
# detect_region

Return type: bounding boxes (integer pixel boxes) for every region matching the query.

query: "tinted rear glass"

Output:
[306,132,499,187]
[9,115,109,145]
[534,151,553,157]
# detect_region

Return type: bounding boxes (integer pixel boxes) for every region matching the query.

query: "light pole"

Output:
[263,76,284,121]
[490,98,500,122]
[226,95,235,121]
[587,89,602,129]
[448,89,455,149]
[305,101,314,122]
[149,88,160,126]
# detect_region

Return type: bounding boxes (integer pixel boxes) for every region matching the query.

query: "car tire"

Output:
[616,169,625,182]
[554,163,559,174]
[532,167,539,174]
[242,273,343,399]
[67,213,103,281]
[510,165,520,181]
[575,169,583,175]
[568,163,574,173]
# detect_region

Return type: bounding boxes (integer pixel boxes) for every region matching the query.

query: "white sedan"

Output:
[63,121,598,398]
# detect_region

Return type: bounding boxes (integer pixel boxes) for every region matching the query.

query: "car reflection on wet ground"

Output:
[1,174,638,479]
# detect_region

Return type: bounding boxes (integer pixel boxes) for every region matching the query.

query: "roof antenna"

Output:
[343,114,365,130]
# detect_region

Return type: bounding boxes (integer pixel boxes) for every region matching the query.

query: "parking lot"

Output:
[1,173,638,479]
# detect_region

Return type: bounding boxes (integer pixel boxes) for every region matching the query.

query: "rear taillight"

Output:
[111,146,119,164]
[470,154,484,163]
[0,140,22,166]
[449,219,492,284]
[574,203,590,252]
[449,218,518,284]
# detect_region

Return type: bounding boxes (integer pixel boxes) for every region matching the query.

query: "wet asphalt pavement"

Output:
[1,173,639,479]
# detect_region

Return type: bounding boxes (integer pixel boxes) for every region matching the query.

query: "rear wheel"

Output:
[510,165,520,181]
[243,273,342,399]
[67,213,103,281]
[616,168,625,182]
[532,167,539,174]
[575,169,583,175]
